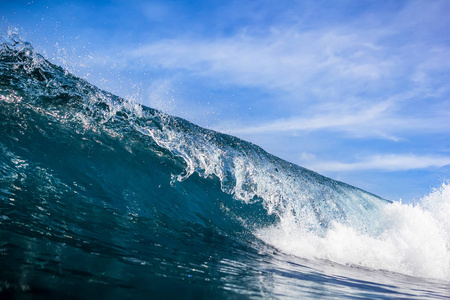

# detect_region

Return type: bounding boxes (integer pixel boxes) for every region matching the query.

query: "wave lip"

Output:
[0,32,390,235]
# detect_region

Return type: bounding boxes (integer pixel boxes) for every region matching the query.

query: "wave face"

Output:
[1,34,449,298]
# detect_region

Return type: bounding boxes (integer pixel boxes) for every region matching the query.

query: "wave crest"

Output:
[258,182,450,279]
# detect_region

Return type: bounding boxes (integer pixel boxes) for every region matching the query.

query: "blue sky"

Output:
[2,0,450,202]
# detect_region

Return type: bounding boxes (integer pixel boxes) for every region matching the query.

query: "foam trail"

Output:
[257,182,450,279]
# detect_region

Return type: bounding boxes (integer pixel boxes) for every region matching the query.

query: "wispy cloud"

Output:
[129,28,395,96]
[217,93,450,140]
[125,0,450,143]
[302,154,450,172]
[127,1,450,100]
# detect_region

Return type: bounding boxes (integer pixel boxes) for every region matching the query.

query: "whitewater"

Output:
[1,33,449,299]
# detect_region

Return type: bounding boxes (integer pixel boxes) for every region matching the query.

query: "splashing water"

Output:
[1,32,449,298]
[257,182,450,279]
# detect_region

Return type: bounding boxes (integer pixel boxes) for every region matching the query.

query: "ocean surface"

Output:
[1,33,449,299]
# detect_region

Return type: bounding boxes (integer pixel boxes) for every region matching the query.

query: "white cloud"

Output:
[127,5,450,102]
[129,28,393,96]
[217,94,450,140]
[125,0,450,142]
[221,100,391,132]
[302,154,450,172]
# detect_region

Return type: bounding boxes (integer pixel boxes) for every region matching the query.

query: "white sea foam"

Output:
[256,182,450,280]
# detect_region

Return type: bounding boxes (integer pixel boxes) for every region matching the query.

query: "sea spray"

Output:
[257,182,450,279]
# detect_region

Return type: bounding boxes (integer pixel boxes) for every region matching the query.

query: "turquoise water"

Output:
[1,34,449,299]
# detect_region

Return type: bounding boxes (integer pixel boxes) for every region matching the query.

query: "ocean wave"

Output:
[1,32,448,299]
